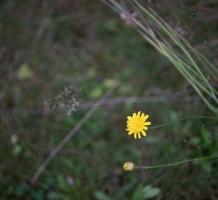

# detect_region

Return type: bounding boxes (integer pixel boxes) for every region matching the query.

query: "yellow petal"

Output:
[145,122,151,126]
[144,115,149,120]
[144,127,148,131]
[128,131,134,135]
[138,133,141,139]
[141,130,146,136]
[127,116,131,120]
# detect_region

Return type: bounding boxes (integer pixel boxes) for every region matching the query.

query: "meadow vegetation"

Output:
[0,0,218,199]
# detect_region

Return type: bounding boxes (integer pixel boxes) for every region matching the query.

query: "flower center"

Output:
[133,119,144,131]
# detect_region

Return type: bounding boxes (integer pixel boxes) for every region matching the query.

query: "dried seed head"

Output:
[46,86,80,116]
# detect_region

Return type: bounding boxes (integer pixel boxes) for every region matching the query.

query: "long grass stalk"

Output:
[101,0,218,113]
[135,155,218,170]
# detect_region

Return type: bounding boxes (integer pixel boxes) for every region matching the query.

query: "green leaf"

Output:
[102,18,119,32]
[89,87,103,99]
[132,185,161,200]
[94,191,111,200]
[132,185,145,200]
[143,185,161,199]
[13,145,22,156]
[57,175,68,191]
[103,78,119,89]
[47,192,60,200]
[17,63,33,80]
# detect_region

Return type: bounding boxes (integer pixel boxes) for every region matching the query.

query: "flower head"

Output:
[123,161,134,171]
[126,111,151,139]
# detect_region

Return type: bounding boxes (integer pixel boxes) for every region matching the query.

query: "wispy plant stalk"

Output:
[101,0,218,113]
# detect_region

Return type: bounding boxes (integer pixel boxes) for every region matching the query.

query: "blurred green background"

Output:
[0,0,218,199]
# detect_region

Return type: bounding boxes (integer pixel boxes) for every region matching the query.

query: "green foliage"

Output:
[0,0,218,199]
[95,191,111,200]
[17,63,33,80]
[132,185,161,200]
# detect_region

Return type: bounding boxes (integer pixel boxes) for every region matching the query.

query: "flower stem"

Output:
[135,155,218,170]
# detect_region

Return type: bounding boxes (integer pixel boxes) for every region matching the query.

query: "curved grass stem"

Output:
[135,155,218,170]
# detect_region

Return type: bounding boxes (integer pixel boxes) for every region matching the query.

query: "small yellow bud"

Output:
[123,161,134,171]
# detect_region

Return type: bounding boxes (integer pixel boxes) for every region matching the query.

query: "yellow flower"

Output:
[126,111,151,139]
[123,161,134,171]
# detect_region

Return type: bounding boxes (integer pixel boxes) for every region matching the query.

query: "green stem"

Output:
[136,155,218,170]
[150,115,218,130]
